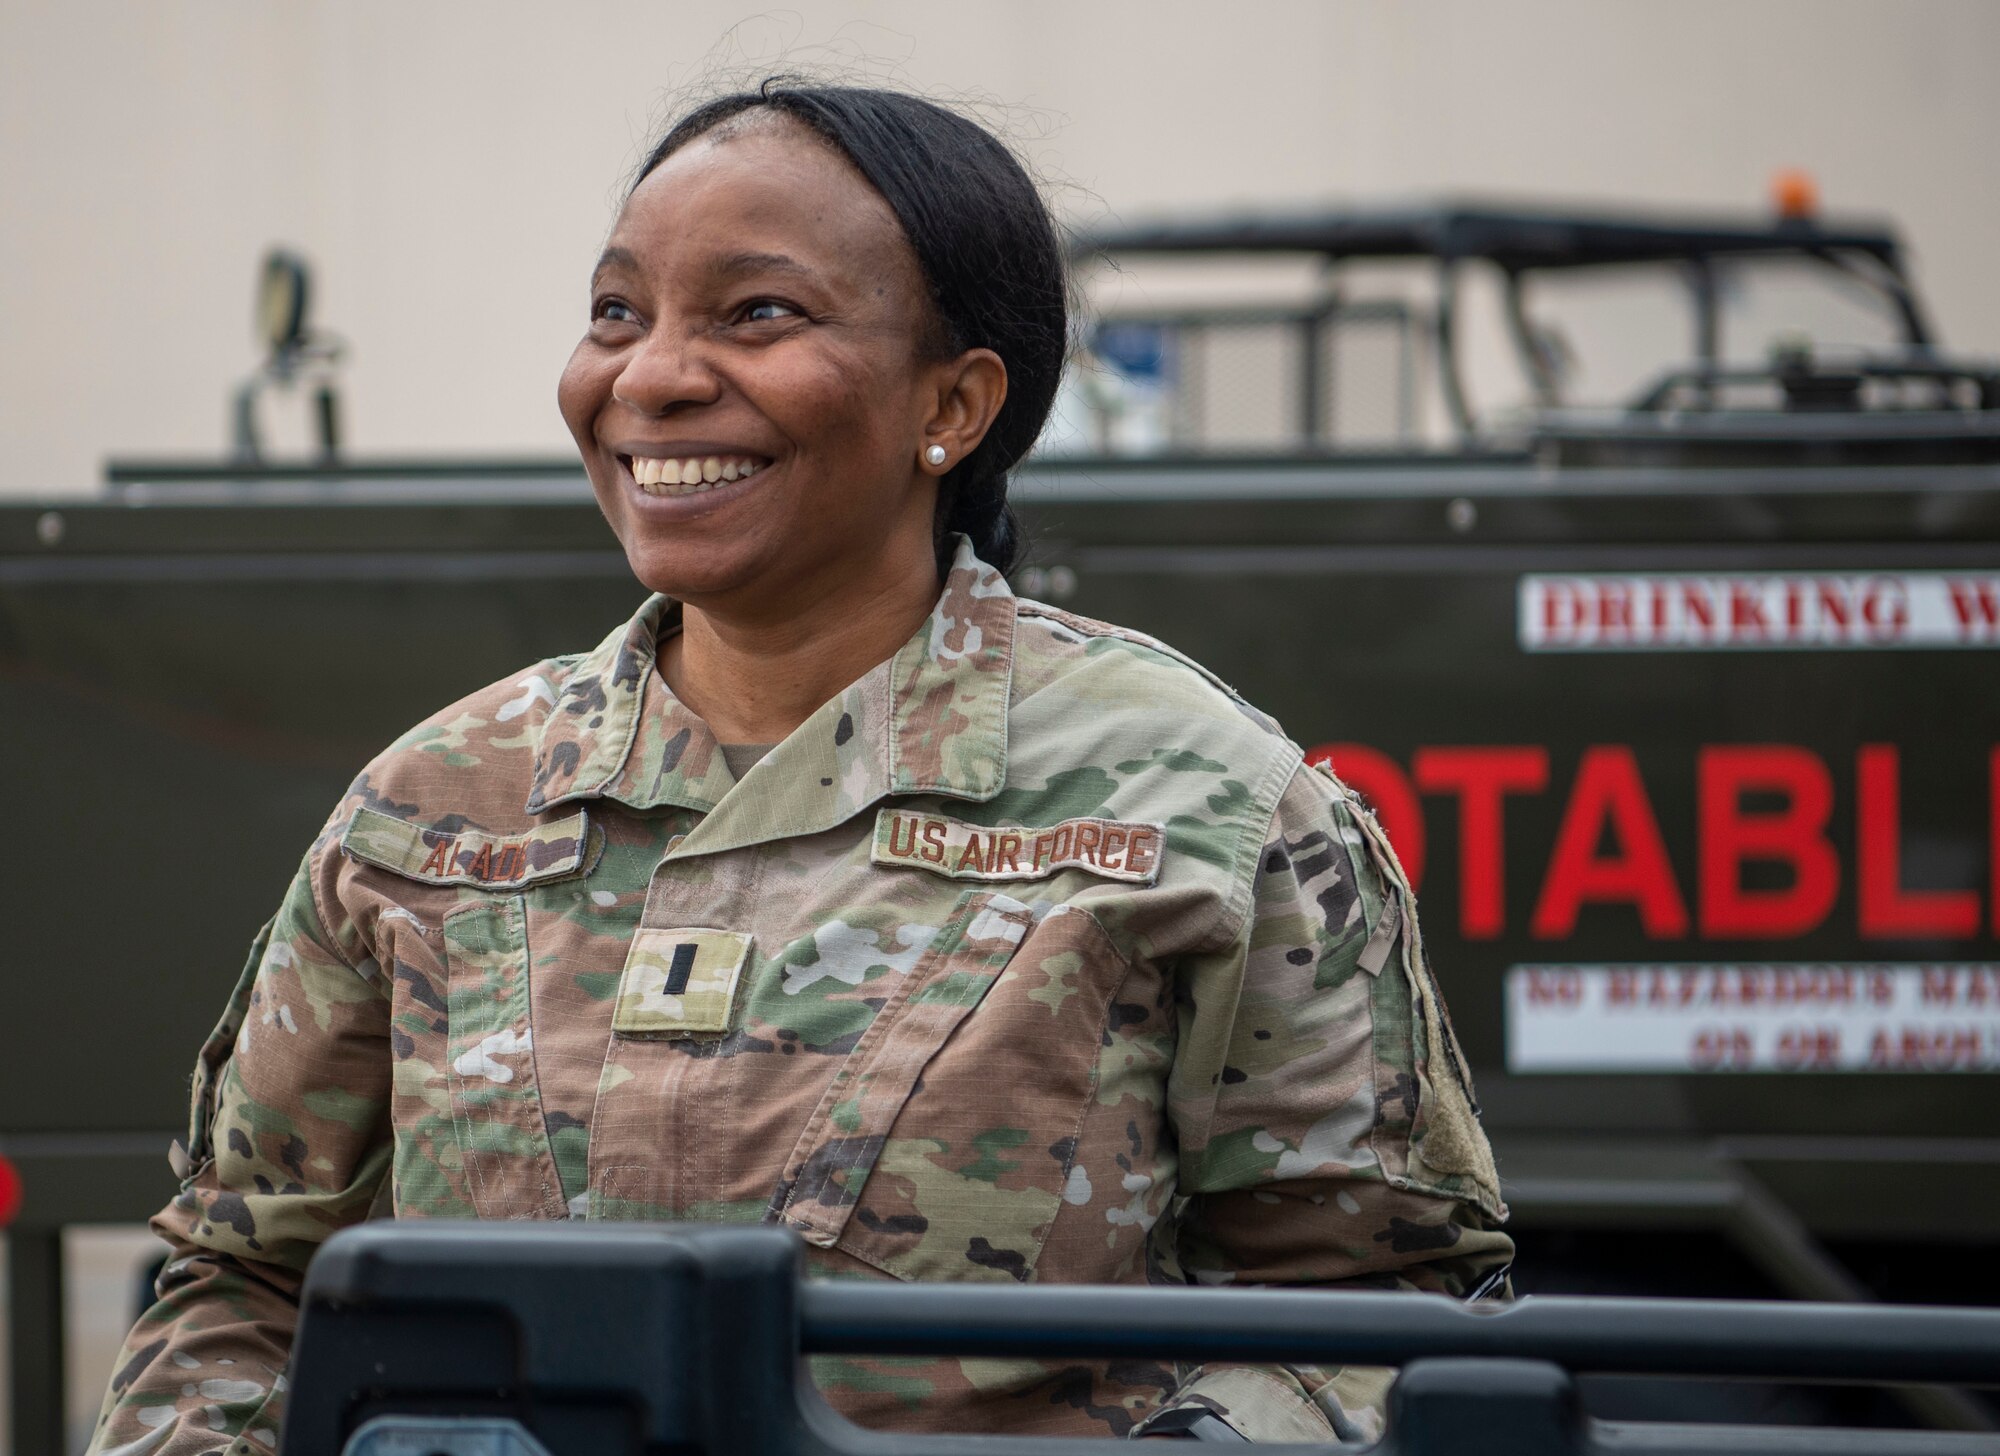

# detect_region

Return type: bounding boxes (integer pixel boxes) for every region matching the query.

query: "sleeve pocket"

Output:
[169,917,272,1181]
[1348,790,1506,1221]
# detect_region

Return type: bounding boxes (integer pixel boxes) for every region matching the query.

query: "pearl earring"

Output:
[924,444,948,467]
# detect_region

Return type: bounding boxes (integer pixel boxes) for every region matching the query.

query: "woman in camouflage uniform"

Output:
[90,84,1511,1453]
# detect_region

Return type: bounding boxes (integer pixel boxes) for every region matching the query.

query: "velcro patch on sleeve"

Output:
[341,805,593,888]
[613,928,754,1035]
[871,809,1164,885]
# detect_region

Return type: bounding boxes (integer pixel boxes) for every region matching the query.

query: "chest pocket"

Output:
[435,897,569,1220]
[342,807,590,1220]
[772,892,1126,1284]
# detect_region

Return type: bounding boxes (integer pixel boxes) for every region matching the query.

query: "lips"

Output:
[616,451,771,498]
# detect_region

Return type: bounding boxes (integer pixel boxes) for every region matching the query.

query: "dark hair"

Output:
[633,81,1068,577]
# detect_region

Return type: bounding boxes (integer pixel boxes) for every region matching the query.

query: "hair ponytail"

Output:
[935,465,1021,576]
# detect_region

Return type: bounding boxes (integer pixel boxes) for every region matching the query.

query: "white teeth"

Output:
[628,454,765,497]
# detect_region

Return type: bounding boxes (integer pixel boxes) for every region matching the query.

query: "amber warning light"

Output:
[1772,168,1820,220]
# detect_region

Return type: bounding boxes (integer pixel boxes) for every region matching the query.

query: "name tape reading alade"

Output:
[1519,571,2000,651]
[1506,963,2000,1073]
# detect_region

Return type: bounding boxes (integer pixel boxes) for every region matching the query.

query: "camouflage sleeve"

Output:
[87,848,391,1455]
[1132,761,1513,1443]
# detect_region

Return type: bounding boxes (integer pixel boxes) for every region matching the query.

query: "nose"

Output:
[611,321,722,414]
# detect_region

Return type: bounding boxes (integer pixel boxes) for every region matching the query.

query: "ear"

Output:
[918,348,1008,474]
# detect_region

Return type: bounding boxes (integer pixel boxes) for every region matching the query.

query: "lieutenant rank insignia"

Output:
[612,928,754,1035]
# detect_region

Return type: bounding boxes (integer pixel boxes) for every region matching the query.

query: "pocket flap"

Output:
[341,805,594,888]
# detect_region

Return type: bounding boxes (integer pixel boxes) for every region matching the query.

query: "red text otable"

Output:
[1305,742,1998,947]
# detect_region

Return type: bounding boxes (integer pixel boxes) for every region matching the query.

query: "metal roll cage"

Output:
[1072,202,1940,440]
[286,1222,2000,1456]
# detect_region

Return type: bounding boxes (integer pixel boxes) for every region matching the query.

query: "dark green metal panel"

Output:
[3,459,1997,1214]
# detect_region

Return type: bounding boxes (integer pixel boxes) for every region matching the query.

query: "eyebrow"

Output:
[591,245,639,282]
[714,250,818,282]
[591,245,825,289]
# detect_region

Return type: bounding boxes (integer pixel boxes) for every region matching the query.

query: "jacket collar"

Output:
[525,538,1015,848]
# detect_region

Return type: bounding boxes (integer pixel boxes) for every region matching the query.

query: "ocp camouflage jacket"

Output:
[90,540,1511,1453]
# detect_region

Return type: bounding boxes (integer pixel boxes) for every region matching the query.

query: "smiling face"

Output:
[559,117,959,620]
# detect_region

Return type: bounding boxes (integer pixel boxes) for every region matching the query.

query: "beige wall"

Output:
[3,0,1998,494]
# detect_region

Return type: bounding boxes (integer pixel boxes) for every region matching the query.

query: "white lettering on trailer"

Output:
[1518,572,2000,651]
[1505,964,2000,1072]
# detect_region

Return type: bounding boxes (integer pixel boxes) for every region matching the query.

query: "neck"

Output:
[662,558,944,745]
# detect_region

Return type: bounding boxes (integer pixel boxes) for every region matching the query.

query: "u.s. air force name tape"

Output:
[871,809,1163,885]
